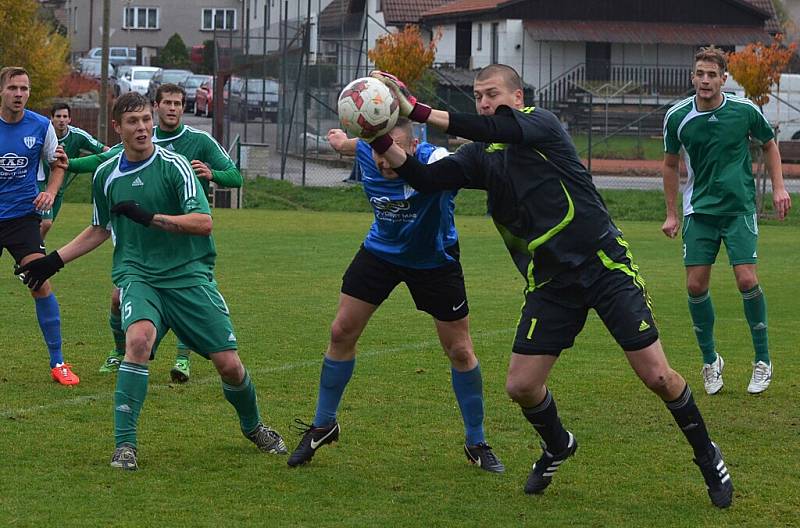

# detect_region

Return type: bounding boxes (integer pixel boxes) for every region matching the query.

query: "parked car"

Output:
[146,69,192,102]
[87,47,137,67]
[181,74,212,113]
[116,66,160,97]
[229,78,279,122]
[194,79,214,116]
[77,58,115,79]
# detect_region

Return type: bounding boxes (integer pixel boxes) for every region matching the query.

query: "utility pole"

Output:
[98,0,111,143]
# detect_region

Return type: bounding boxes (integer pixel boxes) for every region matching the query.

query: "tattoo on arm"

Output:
[151,215,186,232]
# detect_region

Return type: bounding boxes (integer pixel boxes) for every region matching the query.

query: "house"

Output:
[62,0,254,60]
[421,0,780,106]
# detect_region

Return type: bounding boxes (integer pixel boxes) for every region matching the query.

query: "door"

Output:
[586,42,611,81]
[455,22,472,68]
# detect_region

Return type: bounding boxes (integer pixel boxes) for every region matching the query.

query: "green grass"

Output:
[571,134,665,160]
[63,175,800,225]
[1,205,798,527]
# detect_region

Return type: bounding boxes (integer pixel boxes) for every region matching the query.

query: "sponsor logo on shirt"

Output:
[0,153,29,172]
[370,196,410,214]
[708,115,719,123]
[23,136,36,148]
[132,176,144,187]
[166,143,176,151]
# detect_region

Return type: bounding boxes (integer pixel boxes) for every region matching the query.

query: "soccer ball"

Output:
[337,77,399,140]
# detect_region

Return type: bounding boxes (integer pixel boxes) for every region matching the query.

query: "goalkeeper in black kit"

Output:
[367,64,733,509]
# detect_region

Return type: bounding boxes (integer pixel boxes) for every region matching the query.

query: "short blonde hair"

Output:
[0,66,29,89]
[694,46,727,74]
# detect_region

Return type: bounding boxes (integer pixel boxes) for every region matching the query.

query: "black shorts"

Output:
[0,214,45,264]
[341,244,468,322]
[513,236,659,355]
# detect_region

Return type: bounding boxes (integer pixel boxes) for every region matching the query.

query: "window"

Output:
[490,23,499,63]
[123,7,159,30]
[477,23,482,51]
[376,0,382,12]
[202,8,237,31]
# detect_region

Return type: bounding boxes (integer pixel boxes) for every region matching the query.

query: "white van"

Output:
[725,73,800,141]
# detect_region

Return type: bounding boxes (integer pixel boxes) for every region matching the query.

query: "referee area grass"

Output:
[1,204,798,527]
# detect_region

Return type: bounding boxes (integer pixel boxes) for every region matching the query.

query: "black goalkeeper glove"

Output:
[14,251,65,291]
[111,200,154,226]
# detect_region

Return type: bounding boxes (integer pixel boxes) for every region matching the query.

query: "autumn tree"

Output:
[0,0,69,108]
[728,35,796,106]
[157,33,191,70]
[368,25,441,91]
[727,35,796,214]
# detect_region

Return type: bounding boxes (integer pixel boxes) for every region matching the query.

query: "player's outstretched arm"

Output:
[661,153,681,238]
[67,144,122,174]
[15,226,110,290]
[763,140,792,219]
[151,213,212,235]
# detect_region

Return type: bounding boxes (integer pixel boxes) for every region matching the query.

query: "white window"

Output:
[123,7,159,30]
[202,8,237,31]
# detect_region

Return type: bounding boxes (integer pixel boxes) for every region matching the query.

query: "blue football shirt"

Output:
[358,140,458,269]
[0,110,58,220]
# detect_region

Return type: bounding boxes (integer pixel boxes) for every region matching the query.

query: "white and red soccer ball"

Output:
[337,77,399,140]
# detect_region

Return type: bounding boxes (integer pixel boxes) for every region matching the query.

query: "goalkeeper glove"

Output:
[370,71,432,123]
[14,251,64,291]
[111,200,154,227]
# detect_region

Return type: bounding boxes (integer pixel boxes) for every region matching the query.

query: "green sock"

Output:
[109,311,125,355]
[175,345,190,361]
[688,290,717,364]
[114,362,149,448]
[742,285,770,364]
[222,370,261,434]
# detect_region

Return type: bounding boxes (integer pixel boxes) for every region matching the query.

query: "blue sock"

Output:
[451,364,486,446]
[35,293,63,368]
[312,356,355,427]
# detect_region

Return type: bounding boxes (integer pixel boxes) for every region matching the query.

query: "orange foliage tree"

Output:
[0,0,70,107]
[728,35,797,106]
[368,25,442,91]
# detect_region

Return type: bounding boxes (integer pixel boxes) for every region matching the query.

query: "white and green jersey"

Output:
[92,145,216,288]
[664,92,774,216]
[43,125,106,190]
[153,124,241,195]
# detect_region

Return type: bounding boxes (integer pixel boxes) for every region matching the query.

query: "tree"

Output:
[728,35,796,106]
[367,25,441,91]
[0,0,69,108]
[158,33,191,69]
[727,36,797,214]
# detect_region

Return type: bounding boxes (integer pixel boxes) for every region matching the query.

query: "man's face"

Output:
[692,60,726,103]
[1,74,30,114]
[51,109,71,136]
[372,127,417,178]
[473,74,523,116]
[113,106,154,156]
[155,91,184,129]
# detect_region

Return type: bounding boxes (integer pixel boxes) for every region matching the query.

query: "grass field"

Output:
[2,205,798,527]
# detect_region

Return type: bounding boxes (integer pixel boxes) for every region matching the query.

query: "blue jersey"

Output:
[358,140,458,269]
[0,110,58,220]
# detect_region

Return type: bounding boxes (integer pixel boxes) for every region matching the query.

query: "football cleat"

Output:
[99,351,124,373]
[287,419,340,467]
[245,423,288,454]
[747,361,772,394]
[51,363,80,385]
[693,442,733,508]
[524,431,578,494]
[464,442,505,473]
[110,443,138,471]
[170,357,191,384]
[701,354,724,395]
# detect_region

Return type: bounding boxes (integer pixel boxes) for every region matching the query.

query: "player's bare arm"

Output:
[57,225,111,263]
[327,129,358,155]
[762,140,792,219]
[661,153,681,238]
[151,213,212,235]
[191,159,213,181]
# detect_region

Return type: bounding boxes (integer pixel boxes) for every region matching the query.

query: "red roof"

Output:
[423,0,780,34]
[382,0,454,25]
[521,20,769,45]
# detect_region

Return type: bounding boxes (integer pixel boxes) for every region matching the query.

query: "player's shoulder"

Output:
[724,93,761,113]
[664,96,694,124]
[68,125,96,139]
[184,125,220,144]
[21,109,51,131]
[93,151,122,180]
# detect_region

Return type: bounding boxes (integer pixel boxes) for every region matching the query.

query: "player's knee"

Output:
[505,378,539,404]
[330,318,358,347]
[125,331,153,361]
[736,276,758,292]
[443,341,475,368]
[215,359,244,383]
[686,280,707,297]
[640,369,673,396]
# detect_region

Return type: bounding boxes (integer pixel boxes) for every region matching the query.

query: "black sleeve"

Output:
[394,154,469,193]
[446,106,524,143]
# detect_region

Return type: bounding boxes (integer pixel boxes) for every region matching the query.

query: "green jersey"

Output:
[92,145,216,288]
[663,92,774,216]
[46,125,106,191]
[153,124,241,194]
